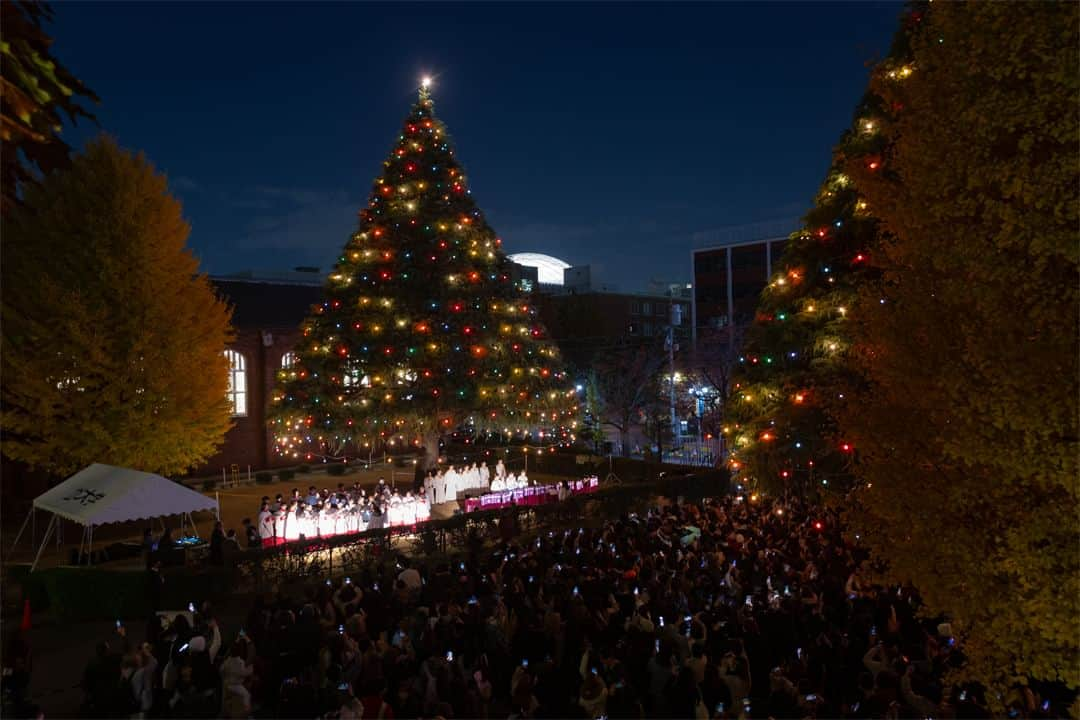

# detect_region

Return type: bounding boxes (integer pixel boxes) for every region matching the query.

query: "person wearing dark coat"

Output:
[209,521,225,566]
[146,560,165,613]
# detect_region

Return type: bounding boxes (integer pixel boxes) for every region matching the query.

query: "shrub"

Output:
[255,472,273,484]
[278,469,295,482]
[327,463,346,476]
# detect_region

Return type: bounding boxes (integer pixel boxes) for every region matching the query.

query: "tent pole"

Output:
[87,525,94,565]
[77,526,86,564]
[31,515,57,572]
[10,509,32,553]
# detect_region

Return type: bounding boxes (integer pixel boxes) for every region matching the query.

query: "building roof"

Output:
[212,277,326,329]
[508,253,571,285]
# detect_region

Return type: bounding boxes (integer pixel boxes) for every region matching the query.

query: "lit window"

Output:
[281,352,297,369]
[224,350,247,416]
[342,363,370,388]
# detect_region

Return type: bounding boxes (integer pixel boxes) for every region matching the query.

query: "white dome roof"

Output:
[508,253,571,285]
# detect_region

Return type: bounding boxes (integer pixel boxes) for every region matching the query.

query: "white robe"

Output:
[495,461,506,480]
[479,465,490,488]
[258,510,274,540]
[284,510,300,541]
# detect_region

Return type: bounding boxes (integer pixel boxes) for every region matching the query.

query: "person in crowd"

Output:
[141,528,155,568]
[221,636,254,718]
[209,521,225,566]
[145,559,164,613]
[241,518,259,549]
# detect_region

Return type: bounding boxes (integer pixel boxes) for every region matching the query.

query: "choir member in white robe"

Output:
[518,470,529,487]
[433,471,444,504]
[273,507,287,543]
[258,504,274,547]
[495,459,506,480]
[444,466,458,501]
[284,503,300,541]
[490,476,504,492]
[479,462,490,488]
[424,473,435,506]
[389,492,403,526]
[402,492,417,524]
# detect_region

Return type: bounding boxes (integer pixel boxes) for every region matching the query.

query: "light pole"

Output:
[667,299,682,455]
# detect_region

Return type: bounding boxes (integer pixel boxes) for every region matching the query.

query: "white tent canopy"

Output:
[17,464,219,571]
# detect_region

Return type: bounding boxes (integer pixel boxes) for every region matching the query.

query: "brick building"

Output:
[197,273,324,477]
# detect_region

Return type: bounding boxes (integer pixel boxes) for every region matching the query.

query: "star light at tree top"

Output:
[269,78,578,461]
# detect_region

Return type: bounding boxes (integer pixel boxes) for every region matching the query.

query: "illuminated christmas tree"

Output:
[723,12,922,494]
[271,79,577,470]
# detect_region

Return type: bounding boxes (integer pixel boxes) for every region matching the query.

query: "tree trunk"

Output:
[619,426,630,457]
[416,430,440,486]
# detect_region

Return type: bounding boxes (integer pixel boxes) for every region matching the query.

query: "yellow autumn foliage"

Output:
[838,1,1079,695]
[1,136,234,476]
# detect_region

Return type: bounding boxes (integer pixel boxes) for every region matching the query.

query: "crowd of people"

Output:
[69,489,1070,719]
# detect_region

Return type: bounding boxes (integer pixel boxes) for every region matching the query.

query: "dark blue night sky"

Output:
[53,1,902,291]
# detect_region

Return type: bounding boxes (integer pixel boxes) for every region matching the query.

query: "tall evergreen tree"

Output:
[722,9,919,494]
[271,83,577,470]
[1,136,234,476]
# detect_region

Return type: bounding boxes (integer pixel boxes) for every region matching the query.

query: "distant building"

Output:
[507,253,571,286]
[690,237,788,342]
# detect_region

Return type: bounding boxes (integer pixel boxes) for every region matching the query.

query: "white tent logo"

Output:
[63,488,105,505]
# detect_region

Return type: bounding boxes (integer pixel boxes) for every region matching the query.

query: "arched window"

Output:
[281,352,297,369]
[224,350,247,416]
